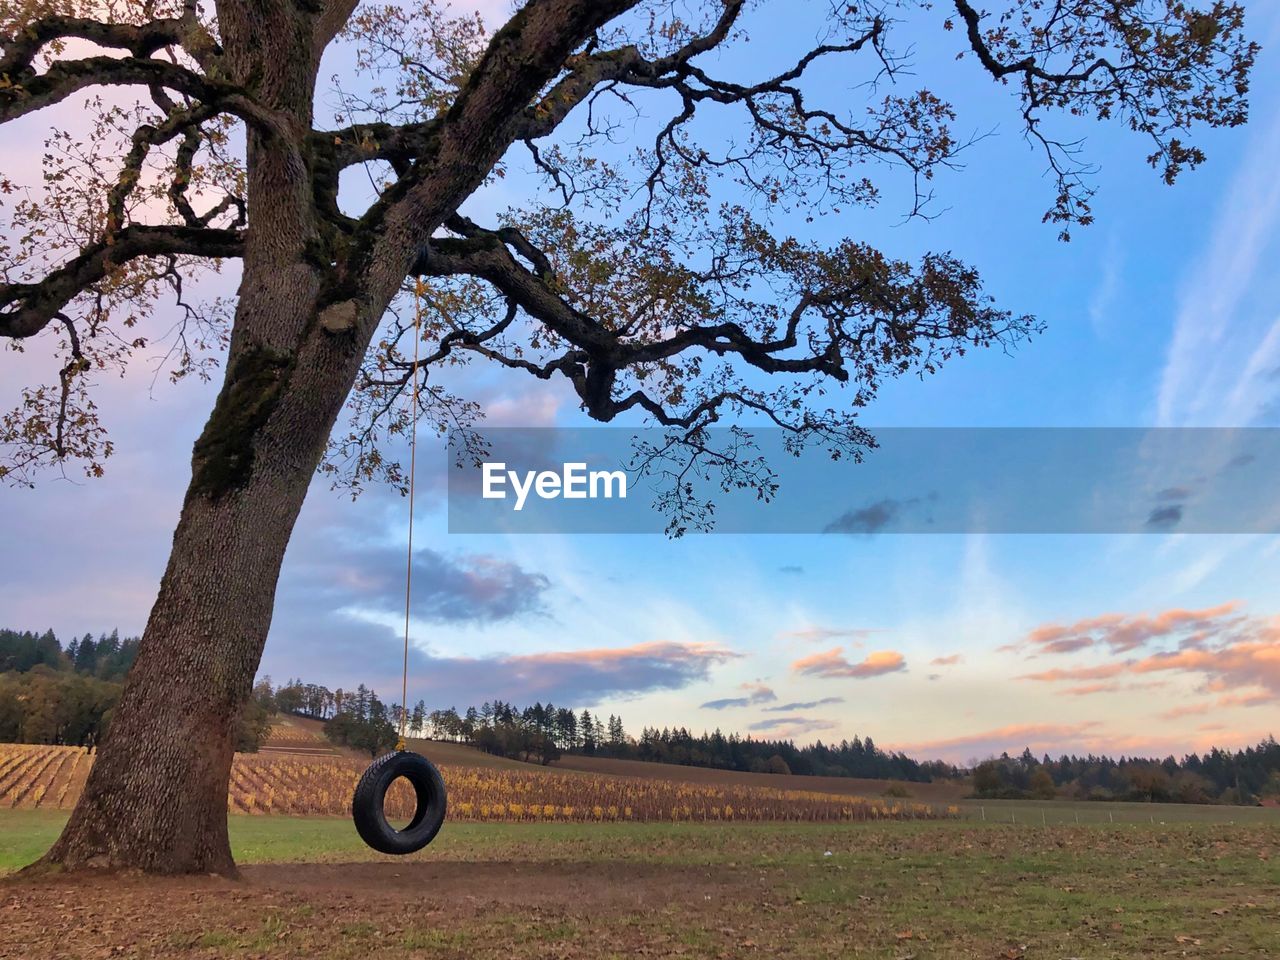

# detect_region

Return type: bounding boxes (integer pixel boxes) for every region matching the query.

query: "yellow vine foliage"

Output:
[0,743,950,823]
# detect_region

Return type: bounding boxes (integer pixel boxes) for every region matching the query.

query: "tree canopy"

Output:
[1,0,1257,493]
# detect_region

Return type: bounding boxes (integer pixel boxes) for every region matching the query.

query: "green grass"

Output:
[3,806,1278,873]
[955,797,1280,824]
[0,809,69,872]
[2,811,933,872]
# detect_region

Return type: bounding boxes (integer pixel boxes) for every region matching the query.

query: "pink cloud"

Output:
[1022,626,1280,701]
[1056,680,1168,696]
[1159,702,1211,721]
[892,721,1271,765]
[1216,689,1273,709]
[929,653,963,666]
[776,626,875,644]
[1128,637,1280,694]
[791,648,906,679]
[1020,663,1129,682]
[1016,603,1245,656]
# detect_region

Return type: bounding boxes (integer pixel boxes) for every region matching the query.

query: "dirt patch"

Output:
[243,859,747,905]
[1,861,769,960]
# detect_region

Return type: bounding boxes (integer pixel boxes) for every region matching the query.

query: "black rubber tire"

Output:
[351,750,447,855]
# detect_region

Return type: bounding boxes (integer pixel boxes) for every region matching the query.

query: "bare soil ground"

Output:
[2,861,773,960]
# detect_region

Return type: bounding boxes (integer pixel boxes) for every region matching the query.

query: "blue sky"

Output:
[2,0,1279,764]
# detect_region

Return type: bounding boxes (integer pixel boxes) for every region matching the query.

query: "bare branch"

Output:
[0,225,242,340]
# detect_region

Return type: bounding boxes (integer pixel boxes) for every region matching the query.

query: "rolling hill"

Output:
[264,717,967,802]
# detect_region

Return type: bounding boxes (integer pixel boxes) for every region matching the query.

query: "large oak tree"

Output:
[0,0,1257,873]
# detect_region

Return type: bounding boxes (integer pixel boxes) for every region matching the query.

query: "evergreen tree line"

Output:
[1,627,139,681]
[259,677,404,757]
[0,627,274,751]
[972,742,1280,805]
[319,683,400,757]
[408,699,949,780]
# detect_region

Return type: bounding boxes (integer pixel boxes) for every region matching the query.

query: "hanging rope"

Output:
[351,289,449,856]
[397,280,424,751]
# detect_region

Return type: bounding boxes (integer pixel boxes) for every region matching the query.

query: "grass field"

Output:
[5,725,1277,958]
[3,811,1278,958]
[952,796,1280,825]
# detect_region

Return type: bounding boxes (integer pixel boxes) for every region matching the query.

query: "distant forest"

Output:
[278,679,1280,806]
[268,678,947,779]
[4,630,1278,805]
[970,744,1280,806]
[0,628,273,751]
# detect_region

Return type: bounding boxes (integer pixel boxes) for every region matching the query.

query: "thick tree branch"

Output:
[953,0,1116,86]
[424,216,850,379]
[0,225,243,340]
[0,15,288,132]
[411,217,861,420]
[516,0,749,139]
[341,0,642,322]
[0,15,199,76]
[314,0,361,60]
[0,54,286,131]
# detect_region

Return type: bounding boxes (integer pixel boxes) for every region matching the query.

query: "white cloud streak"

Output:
[1157,104,1280,427]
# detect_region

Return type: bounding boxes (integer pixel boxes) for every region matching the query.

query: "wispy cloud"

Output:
[1014,602,1243,656]
[1157,104,1280,427]
[1159,702,1211,721]
[1056,681,1168,697]
[1088,232,1124,337]
[701,682,777,710]
[776,626,876,644]
[761,696,845,712]
[892,722,1103,764]
[476,641,740,701]
[1145,504,1184,530]
[748,716,840,736]
[892,721,1270,765]
[792,648,906,679]
[303,544,552,625]
[1020,663,1130,682]
[823,497,918,535]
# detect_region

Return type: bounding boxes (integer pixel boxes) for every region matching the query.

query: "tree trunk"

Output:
[31,100,377,871]
[26,0,357,875]
[34,284,366,873]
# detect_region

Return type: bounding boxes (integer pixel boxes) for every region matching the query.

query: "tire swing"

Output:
[351,280,447,856]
